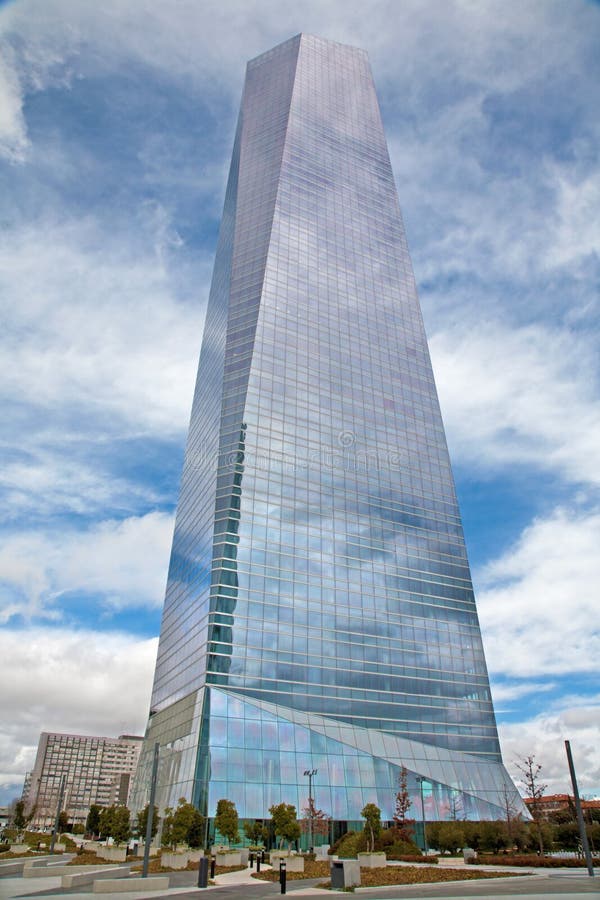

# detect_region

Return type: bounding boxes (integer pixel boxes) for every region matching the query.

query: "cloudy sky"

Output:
[1,0,599,806]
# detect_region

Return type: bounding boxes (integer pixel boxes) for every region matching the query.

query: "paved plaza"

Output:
[0,856,597,900]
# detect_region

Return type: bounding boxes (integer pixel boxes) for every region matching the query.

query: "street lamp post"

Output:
[416,777,428,855]
[303,769,317,851]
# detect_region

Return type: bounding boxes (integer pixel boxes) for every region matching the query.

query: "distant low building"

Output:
[25,732,143,829]
[524,793,600,820]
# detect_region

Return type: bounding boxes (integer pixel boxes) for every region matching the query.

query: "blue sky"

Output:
[0,0,599,806]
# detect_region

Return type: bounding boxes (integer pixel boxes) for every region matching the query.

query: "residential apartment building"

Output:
[25,732,143,829]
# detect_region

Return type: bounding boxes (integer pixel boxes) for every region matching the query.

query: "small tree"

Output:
[215,799,239,845]
[361,803,381,852]
[111,806,131,845]
[86,804,102,838]
[500,784,522,844]
[136,804,159,841]
[244,820,269,846]
[161,798,204,849]
[186,808,204,849]
[515,756,547,854]
[300,799,330,841]
[478,820,511,853]
[98,806,116,840]
[269,803,301,850]
[393,767,414,842]
[11,800,28,838]
[57,810,69,833]
[437,821,465,854]
[98,805,130,844]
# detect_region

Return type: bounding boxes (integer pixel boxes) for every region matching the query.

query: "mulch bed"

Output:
[67,851,122,866]
[317,864,526,888]
[252,860,331,881]
[468,854,600,867]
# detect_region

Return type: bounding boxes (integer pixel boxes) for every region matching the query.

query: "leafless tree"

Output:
[515,755,547,854]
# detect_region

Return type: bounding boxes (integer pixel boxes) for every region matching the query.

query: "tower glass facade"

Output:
[131,34,524,832]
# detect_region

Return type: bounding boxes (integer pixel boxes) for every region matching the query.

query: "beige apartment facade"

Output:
[25,732,143,829]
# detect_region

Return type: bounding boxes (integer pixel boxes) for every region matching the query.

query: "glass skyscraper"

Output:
[131,34,524,836]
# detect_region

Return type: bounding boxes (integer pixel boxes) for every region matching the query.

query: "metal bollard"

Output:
[249,852,254,869]
[197,856,209,888]
[256,851,261,873]
[210,856,216,878]
[279,858,287,895]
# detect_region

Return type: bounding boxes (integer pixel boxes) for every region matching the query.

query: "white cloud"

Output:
[0,217,205,439]
[0,50,29,162]
[547,162,600,271]
[0,511,174,623]
[0,628,157,795]
[491,681,555,704]
[499,700,600,797]
[430,321,600,487]
[476,507,600,678]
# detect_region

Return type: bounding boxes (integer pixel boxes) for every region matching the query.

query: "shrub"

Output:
[329,830,368,858]
[467,854,600,867]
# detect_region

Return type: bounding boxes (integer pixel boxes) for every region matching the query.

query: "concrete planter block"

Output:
[239,848,249,865]
[61,866,130,888]
[93,876,169,892]
[161,851,189,869]
[283,855,304,872]
[10,844,30,853]
[358,852,387,868]
[84,841,102,851]
[215,850,241,866]
[135,842,158,857]
[187,849,204,862]
[24,865,73,878]
[98,846,127,862]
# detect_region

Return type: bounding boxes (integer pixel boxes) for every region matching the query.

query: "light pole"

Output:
[304,769,317,851]
[416,776,428,855]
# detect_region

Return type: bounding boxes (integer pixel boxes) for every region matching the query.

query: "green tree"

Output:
[269,803,301,850]
[215,799,239,845]
[556,822,580,850]
[86,804,102,838]
[515,756,547,854]
[361,803,381,852]
[186,808,204,849]
[12,800,27,833]
[478,820,510,854]
[111,806,131,844]
[98,805,131,844]
[57,810,69,832]
[136,804,159,841]
[161,798,204,849]
[98,806,116,840]
[393,767,414,842]
[437,822,465,854]
[244,820,269,846]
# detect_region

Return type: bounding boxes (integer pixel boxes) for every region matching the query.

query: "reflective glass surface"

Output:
[131,34,524,824]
